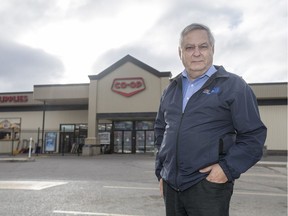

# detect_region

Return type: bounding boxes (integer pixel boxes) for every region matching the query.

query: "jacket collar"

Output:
[172,65,230,84]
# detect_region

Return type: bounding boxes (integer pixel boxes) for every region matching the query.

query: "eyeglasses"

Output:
[181,43,212,54]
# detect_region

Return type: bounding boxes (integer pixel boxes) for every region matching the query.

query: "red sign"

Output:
[0,95,28,103]
[111,77,146,97]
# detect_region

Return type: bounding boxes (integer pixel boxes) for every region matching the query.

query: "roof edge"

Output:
[248,82,288,86]
[0,91,33,95]
[89,54,172,80]
[34,83,89,88]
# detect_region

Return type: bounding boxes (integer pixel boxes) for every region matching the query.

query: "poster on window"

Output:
[99,132,110,145]
[0,118,21,141]
[45,132,57,152]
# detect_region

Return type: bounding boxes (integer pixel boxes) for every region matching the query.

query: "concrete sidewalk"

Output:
[0,156,36,162]
[0,153,287,167]
[257,154,287,167]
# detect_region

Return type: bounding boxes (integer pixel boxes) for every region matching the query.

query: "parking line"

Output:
[234,191,287,197]
[103,186,157,190]
[53,210,141,216]
[0,181,68,190]
[104,186,287,197]
[242,173,287,178]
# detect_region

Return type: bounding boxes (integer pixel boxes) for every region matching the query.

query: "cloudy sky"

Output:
[0,0,287,93]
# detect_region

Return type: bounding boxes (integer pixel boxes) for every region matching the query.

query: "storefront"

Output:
[99,120,155,154]
[0,55,287,155]
[0,55,171,155]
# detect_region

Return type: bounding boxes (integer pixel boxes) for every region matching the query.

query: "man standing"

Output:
[154,23,267,216]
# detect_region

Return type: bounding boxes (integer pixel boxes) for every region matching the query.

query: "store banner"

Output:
[0,118,21,141]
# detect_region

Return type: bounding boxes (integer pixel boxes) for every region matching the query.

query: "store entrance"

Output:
[135,130,155,153]
[111,121,155,154]
[59,124,87,154]
[113,131,132,153]
[59,132,74,153]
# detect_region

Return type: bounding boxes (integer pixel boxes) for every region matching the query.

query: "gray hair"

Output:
[179,23,215,47]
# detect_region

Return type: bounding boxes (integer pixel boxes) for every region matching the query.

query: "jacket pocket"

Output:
[202,179,234,190]
[219,133,236,158]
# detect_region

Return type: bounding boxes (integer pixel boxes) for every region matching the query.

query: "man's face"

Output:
[179,29,214,80]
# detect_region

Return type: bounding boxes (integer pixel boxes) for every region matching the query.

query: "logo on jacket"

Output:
[203,87,220,95]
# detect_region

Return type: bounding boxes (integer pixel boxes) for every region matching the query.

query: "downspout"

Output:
[41,100,46,153]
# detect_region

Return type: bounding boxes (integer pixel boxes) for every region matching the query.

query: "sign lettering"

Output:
[111,77,146,97]
[0,95,28,103]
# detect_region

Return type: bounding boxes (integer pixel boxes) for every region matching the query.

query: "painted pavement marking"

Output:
[242,173,286,178]
[53,210,141,216]
[104,185,157,190]
[234,191,287,197]
[0,181,68,190]
[104,185,286,197]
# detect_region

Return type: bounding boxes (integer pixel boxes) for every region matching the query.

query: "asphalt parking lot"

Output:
[0,153,287,216]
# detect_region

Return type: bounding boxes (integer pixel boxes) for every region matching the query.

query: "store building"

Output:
[0,55,287,155]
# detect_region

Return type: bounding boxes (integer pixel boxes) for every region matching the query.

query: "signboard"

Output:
[45,132,57,152]
[0,95,28,103]
[99,132,110,145]
[0,118,21,141]
[111,77,146,97]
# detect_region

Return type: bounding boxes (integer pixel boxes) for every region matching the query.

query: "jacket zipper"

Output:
[174,75,215,191]
[173,71,223,190]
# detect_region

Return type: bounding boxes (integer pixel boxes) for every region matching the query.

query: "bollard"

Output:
[28,137,32,158]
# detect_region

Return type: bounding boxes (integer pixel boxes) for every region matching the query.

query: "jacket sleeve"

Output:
[219,81,267,181]
[154,92,167,181]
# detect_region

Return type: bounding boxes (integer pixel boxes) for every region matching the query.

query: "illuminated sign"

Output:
[111,77,146,97]
[0,95,28,103]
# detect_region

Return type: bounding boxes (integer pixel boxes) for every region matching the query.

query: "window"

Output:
[98,123,112,131]
[135,121,154,130]
[114,121,133,130]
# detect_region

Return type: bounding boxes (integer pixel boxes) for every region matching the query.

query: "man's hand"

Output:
[159,178,163,197]
[199,164,228,183]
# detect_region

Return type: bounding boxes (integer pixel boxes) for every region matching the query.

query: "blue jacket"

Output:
[154,66,267,191]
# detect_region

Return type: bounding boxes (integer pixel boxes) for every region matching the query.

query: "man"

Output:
[154,23,267,216]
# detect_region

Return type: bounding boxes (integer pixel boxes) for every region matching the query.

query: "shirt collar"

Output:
[182,65,217,81]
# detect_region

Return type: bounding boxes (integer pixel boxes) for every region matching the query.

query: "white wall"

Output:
[259,105,287,151]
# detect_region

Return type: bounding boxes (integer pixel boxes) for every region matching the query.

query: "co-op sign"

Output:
[111,77,146,97]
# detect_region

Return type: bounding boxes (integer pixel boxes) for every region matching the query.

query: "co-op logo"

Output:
[111,77,146,97]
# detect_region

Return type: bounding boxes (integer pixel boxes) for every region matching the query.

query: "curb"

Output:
[256,161,287,167]
[0,157,36,162]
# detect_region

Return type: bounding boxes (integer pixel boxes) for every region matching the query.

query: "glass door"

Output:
[123,131,132,153]
[113,131,122,153]
[136,130,155,153]
[113,131,132,153]
[59,132,74,153]
[145,131,155,153]
[112,121,154,154]
[136,131,145,153]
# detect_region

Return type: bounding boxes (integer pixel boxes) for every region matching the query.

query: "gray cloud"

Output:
[0,0,286,93]
[65,0,131,20]
[92,1,246,77]
[154,1,243,31]
[92,43,181,77]
[0,0,59,39]
[0,39,64,92]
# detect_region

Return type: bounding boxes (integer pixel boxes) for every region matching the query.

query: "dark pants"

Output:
[163,179,233,216]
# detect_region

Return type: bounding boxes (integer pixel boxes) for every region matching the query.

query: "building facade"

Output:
[0,55,287,155]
